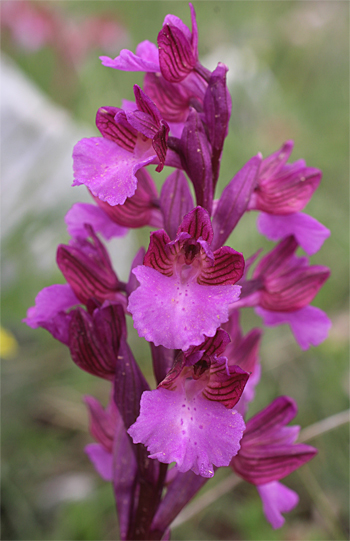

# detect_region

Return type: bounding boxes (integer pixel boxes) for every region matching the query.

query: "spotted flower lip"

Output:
[128,207,245,350]
[127,331,249,477]
[128,381,245,478]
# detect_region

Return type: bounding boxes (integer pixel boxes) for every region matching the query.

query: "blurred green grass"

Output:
[1,1,349,540]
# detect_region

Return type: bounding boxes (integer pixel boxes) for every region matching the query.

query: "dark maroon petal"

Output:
[93,168,161,229]
[179,109,213,213]
[144,229,174,276]
[211,155,261,250]
[177,206,213,243]
[203,362,249,409]
[232,443,317,485]
[230,395,318,485]
[94,301,126,350]
[114,337,150,430]
[245,397,298,442]
[160,169,194,239]
[134,84,163,125]
[56,230,120,305]
[151,471,208,537]
[150,342,175,385]
[158,24,196,83]
[253,166,322,214]
[253,236,298,279]
[126,109,158,139]
[259,140,294,181]
[144,72,191,123]
[260,265,330,312]
[231,328,262,373]
[198,246,245,286]
[253,236,330,311]
[96,106,137,152]
[158,352,186,390]
[84,395,116,452]
[69,304,125,380]
[153,120,170,172]
[203,63,230,186]
[186,328,231,359]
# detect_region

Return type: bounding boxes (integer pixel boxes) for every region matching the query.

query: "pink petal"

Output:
[72,137,157,206]
[65,203,128,240]
[85,443,113,481]
[128,384,245,478]
[255,305,332,350]
[257,212,330,255]
[100,40,159,72]
[24,284,79,328]
[128,266,241,350]
[257,481,299,529]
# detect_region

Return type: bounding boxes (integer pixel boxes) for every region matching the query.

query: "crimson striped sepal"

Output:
[185,328,231,365]
[258,140,294,181]
[202,360,249,409]
[252,162,321,215]
[125,86,170,172]
[68,303,126,380]
[253,236,330,312]
[143,229,174,277]
[56,226,120,305]
[143,72,192,123]
[231,396,317,485]
[198,246,245,286]
[248,140,321,215]
[157,23,197,83]
[96,106,137,153]
[178,206,213,243]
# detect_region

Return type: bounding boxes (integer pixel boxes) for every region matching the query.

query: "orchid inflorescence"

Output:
[25,4,331,539]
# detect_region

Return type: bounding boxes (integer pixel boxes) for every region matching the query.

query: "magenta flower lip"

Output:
[128,207,244,350]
